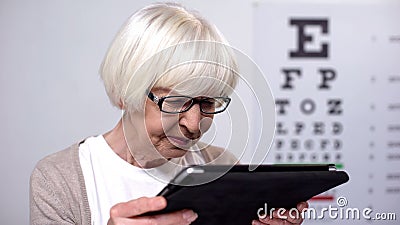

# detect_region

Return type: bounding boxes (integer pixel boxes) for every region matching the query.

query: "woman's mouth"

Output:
[167,136,191,147]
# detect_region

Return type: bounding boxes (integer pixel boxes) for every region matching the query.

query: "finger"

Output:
[297,201,309,212]
[133,209,198,225]
[280,202,308,224]
[252,219,267,225]
[282,207,302,224]
[258,216,288,225]
[107,217,131,225]
[110,196,167,218]
[262,209,297,224]
[272,208,289,220]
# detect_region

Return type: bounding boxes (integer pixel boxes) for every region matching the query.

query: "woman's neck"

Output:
[103,119,141,167]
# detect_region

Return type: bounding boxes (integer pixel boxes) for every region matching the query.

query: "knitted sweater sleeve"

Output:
[30,165,75,224]
[30,145,91,225]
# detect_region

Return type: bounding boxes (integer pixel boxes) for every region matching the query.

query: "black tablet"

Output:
[151,164,349,225]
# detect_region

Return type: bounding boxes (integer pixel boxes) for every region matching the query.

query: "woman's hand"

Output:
[107,196,198,225]
[253,202,308,225]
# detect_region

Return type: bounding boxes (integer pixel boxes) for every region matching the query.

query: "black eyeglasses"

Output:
[147,92,231,114]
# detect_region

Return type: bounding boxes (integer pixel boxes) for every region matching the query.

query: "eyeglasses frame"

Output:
[147,91,231,114]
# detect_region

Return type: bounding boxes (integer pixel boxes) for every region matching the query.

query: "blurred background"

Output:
[0,0,399,224]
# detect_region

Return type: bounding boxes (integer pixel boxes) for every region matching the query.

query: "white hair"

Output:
[100,2,239,111]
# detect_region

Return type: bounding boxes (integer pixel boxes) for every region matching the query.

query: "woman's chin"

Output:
[163,147,188,159]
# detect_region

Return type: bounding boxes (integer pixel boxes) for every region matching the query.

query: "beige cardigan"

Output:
[30,139,237,225]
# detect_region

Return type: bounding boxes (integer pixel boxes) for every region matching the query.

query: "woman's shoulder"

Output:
[196,142,239,165]
[30,140,90,225]
[34,142,81,173]
[30,140,86,203]
[31,139,87,191]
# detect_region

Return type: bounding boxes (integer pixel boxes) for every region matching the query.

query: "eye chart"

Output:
[254,1,400,224]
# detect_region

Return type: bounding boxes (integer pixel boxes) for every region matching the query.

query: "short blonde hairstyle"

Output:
[100,2,239,111]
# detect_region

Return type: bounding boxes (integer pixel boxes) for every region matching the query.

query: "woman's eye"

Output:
[203,100,215,105]
[165,99,190,108]
[202,100,216,108]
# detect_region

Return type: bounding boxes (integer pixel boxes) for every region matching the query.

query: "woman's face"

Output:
[142,87,214,160]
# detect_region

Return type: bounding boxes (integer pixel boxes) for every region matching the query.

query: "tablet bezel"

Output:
[150,164,349,225]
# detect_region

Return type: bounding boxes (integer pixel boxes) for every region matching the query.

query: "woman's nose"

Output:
[179,103,202,136]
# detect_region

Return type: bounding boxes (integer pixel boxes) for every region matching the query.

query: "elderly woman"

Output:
[30,3,307,225]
